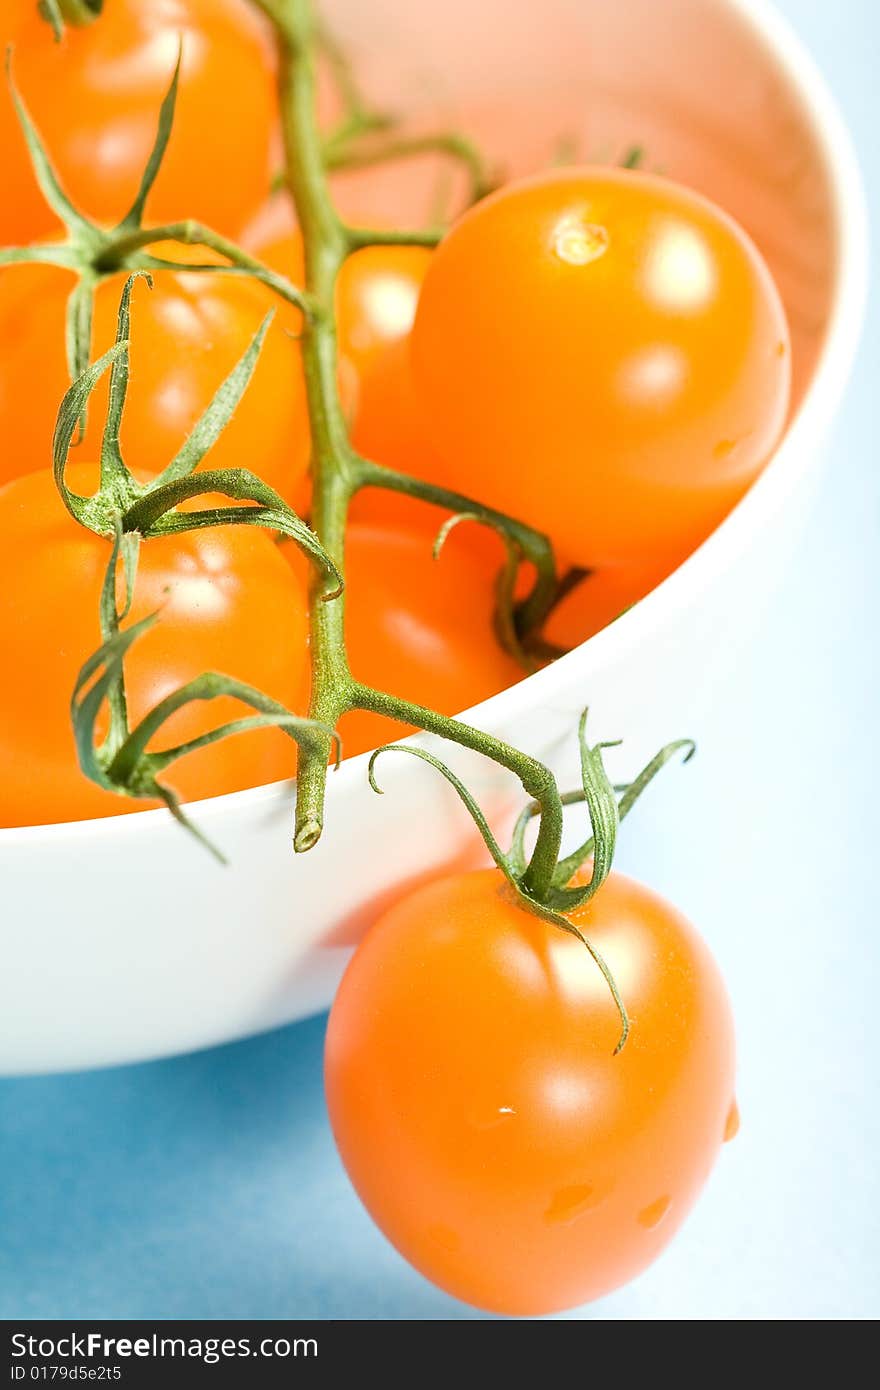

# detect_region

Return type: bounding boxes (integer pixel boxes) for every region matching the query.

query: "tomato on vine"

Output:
[0,0,276,245]
[0,464,310,828]
[326,866,737,1314]
[0,0,746,1324]
[0,247,310,501]
[412,167,791,569]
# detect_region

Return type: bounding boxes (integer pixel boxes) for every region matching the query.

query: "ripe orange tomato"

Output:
[0,0,276,244]
[544,561,672,649]
[287,519,521,757]
[0,250,310,501]
[348,336,449,502]
[336,242,434,389]
[0,465,310,828]
[325,867,737,1314]
[412,168,791,569]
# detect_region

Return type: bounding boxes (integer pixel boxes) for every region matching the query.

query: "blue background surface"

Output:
[1,0,877,1322]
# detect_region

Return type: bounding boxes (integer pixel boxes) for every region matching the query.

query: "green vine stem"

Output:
[242,0,700,1050]
[251,0,564,879]
[324,130,496,208]
[304,15,497,209]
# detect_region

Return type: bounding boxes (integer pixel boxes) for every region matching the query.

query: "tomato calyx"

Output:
[38,1,103,41]
[49,272,339,856]
[367,711,696,1052]
[0,47,310,424]
[72,597,337,862]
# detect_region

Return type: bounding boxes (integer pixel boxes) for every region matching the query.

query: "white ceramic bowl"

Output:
[0,0,866,1074]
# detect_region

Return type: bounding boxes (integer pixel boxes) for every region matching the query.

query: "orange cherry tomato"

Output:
[0,465,310,828]
[0,251,310,501]
[412,167,791,568]
[336,242,434,387]
[326,866,737,1314]
[0,0,276,244]
[544,561,673,649]
[288,519,521,758]
[348,336,451,517]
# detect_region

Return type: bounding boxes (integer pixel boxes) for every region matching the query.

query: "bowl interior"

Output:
[0,0,851,844]
[324,0,838,411]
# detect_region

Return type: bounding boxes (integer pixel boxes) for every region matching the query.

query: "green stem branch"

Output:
[351,683,563,900]
[93,220,310,315]
[346,225,444,249]
[356,458,559,638]
[259,0,359,852]
[255,0,567,873]
[326,131,495,207]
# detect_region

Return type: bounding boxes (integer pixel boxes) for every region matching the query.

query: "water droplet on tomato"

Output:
[637,1195,672,1229]
[724,1099,740,1142]
[544,1183,605,1224]
[713,438,736,460]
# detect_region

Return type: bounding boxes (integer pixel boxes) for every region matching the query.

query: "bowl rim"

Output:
[1,0,868,849]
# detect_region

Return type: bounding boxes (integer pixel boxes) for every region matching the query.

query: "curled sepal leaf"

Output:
[94,519,139,752]
[122,468,342,599]
[38,1,64,40]
[65,275,96,440]
[359,460,560,648]
[116,531,141,623]
[508,788,587,879]
[540,711,621,913]
[528,895,630,1054]
[52,341,134,531]
[73,623,339,860]
[368,743,513,879]
[100,271,153,490]
[71,616,151,790]
[152,314,274,487]
[509,733,696,895]
[620,145,645,170]
[114,675,339,861]
[4,48,97,237]
[434,512,535,673]
[40,0,103,35]
[116,47,182,232]
[551,737,697,891]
